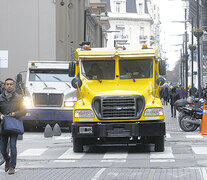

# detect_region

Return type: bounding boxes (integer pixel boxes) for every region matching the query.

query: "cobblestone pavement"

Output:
[1,105,207,179]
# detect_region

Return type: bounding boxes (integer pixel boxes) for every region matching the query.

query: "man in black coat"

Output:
[0,78,26,175]
[169,87,180,118]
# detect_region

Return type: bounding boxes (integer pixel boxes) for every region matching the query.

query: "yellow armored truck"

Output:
[69,44,166,152]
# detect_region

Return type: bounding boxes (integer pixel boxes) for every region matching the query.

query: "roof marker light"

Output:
[142,44,148,49]
[85,45,91,50]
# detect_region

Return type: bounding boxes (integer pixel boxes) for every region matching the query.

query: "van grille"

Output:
[93,96,145,120]
[33,93,63,107]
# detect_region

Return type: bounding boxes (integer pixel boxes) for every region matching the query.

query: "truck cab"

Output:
[69,44,166,152]
[21,61,77,130]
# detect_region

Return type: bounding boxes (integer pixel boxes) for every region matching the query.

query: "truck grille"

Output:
[33,93,63,107]
[93,95,145,120]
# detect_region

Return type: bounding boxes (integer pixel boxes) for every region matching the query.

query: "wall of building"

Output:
[0,0,56,81]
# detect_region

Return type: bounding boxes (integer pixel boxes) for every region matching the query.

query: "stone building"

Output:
[101,0,160,49]
[0,0,109,81]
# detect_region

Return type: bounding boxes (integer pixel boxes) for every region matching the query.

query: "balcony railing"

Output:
[114,34,128,39]
[139,35,147,40]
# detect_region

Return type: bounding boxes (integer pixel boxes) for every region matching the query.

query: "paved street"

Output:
[1,105,207,179]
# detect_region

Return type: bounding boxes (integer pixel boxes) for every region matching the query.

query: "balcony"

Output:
[139,35,147,40]
[114,34,128,40]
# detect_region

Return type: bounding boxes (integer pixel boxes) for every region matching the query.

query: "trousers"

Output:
[1,133,18,168]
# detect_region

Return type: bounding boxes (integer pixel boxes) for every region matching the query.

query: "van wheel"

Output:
[73,138,83,152]
[154,136,164,152]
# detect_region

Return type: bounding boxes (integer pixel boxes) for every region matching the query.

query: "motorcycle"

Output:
[175,97,205,132]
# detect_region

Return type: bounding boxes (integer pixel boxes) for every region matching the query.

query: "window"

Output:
[81,60,115,80]
[29,69,73,82]
[139,3,143,14]
[116,2,121,13]
[119,59,153,79]
[140,27,144,36]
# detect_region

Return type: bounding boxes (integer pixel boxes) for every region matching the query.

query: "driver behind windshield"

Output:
[88,63,104,79]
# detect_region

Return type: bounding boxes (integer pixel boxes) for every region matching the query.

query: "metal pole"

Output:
[191,17,194,88]
[182,40,185,86]
[84,10,86,41]
[181,49,183,85]
[197,0,201,98]
[185,9,188,96]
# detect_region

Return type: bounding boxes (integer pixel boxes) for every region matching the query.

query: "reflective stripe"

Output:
[203,110,207,113]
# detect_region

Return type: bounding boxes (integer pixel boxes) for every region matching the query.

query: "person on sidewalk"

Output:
[0,78,26,175]
[169,87,180,118]
[162,84,169,106]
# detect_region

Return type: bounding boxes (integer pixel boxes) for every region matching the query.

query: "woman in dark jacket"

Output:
[169,87,180,118]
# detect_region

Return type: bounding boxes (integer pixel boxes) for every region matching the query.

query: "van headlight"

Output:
[144,108,164,116]
[64,101,75,107]
[23,96,32,108]
[74,110,95,118]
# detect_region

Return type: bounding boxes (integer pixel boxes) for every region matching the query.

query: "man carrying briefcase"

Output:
[0,78,26,175]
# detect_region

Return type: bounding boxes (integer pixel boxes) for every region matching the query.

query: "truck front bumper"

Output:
[72,121,165,138]
[21,109,73,121]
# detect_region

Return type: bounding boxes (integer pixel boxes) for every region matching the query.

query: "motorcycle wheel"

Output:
[179,114,199,132]
[0,153,5,166]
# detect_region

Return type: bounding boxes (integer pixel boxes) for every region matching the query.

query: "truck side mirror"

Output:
[71,77,82,89]
[69,61,75,77]
[156,77,165,86]
[159,60,166,75]
[16,73,23,83]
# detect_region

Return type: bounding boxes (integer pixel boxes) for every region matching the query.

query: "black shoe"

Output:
[5,161,9,172]
[8,168,15,175]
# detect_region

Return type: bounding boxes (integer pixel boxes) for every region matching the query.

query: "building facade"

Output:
[101,0,160,49]
[0,0,109,81]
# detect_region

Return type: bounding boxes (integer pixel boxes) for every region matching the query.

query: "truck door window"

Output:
[119,59,153,79]
[29,69,73,82]
[81,60,115,80]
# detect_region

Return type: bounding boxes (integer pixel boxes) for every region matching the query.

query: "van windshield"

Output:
[81,60,115,80]
[29,69,73,82]
[119,59,153,79]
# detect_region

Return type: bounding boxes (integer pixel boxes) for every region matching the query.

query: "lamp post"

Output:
[194,0,204,98]
[189,17,196,89]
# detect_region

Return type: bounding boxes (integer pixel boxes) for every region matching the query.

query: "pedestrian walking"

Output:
[162,84,169,106]
[189,85,198,97]
[169,87,180,118]
[176,85,186,99]
[0,78,26,175]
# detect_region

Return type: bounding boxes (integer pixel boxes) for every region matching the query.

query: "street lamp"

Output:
[171,9,189,96]
[194,0,203,98]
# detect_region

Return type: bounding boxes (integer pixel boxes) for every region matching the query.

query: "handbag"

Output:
[3,116,24,135]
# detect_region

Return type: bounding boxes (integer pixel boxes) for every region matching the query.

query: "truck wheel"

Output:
[154,136,164,152]
[73,138,83,152]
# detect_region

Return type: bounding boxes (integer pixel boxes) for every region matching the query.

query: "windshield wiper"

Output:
[52,76,71,88]
[35,74,48,87]
[129,72,136,82]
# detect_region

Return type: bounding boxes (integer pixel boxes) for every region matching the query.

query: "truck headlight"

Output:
[144,108,163,116]
[74,110,95,118]
[64,101,75,107]
[23,97,32,108]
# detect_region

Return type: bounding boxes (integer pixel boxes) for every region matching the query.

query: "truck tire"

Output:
[179,114,198,132]
[73,138,83,152]
[154,136,164,152]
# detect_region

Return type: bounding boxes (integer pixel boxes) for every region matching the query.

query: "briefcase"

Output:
[3,116,24,135]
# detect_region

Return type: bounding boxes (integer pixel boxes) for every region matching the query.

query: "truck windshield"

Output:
[119,59,153,79]
[81,60,115,80]
[29,69,73,82]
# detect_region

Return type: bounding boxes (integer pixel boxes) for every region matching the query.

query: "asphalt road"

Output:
[0,104,207,180]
